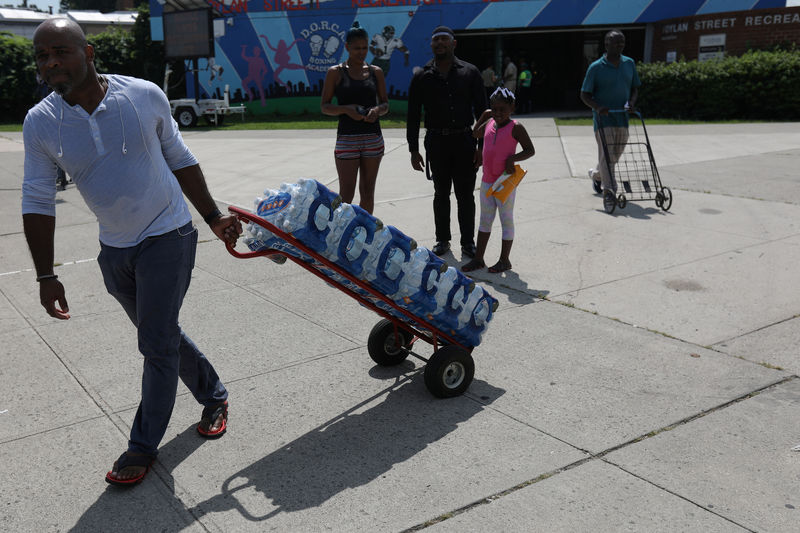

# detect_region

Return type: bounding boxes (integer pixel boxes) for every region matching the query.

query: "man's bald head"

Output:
[33,17,87,48]
[33,17,96,99]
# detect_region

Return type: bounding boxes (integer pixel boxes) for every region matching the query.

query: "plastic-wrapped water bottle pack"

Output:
[242,179,498,347]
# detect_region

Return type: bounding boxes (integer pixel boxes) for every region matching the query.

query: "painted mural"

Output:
[148,0,786,114]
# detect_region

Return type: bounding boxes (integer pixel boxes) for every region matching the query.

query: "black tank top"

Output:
[334,64,381,135]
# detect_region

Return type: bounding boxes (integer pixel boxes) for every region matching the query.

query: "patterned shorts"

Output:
[334,133,385,160]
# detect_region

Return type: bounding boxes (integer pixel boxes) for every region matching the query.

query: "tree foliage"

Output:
[0,5,164,123]
[637,48,800,120]
[60,0,118,14]
[0,31,38,122]
[90,4,164,84]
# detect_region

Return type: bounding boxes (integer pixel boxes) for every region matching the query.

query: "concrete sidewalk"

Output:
[0,118,798,532]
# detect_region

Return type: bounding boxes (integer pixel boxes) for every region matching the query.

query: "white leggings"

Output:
[478,181,516,240]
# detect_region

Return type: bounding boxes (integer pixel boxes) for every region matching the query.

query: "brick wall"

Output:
[652,6,800,62]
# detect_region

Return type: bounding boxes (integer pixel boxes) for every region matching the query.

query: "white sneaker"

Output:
[588,168,595,180]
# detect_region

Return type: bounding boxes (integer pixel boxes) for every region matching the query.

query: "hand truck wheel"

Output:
[424,345,474,398]
[367,319,412,366]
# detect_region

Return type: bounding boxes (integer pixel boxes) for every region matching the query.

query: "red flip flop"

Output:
[197,401,228,439]
[105,451,155,486]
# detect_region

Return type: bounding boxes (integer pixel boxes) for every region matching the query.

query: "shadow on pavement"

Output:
[185,375,505,522]
[478,269,549,306]
[69,425,206,533]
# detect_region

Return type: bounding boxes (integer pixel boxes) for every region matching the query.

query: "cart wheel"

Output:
[655,192,664,208]
[603,190,616,214]
[175,107,197,128]
[424,345,474,398]
[367,319,412,366]
[617,194,627,209]
[660,187,673,211]
[592,179,602,194]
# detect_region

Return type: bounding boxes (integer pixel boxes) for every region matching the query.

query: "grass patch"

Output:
[219,113,408,130]
[0,113,409,133]
[554,116,768,126]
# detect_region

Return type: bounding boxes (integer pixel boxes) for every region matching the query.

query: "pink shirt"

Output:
[482,119,518,184]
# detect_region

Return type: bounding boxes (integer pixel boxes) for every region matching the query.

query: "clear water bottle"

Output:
[392,248,447,316]
[369,226,416,295]
[360,226,393,282]
[334,204,383,276]
[454,288,499,347]
[432,267,476,331]
[345,226,367,262]
[291,179,341,253]
[322,203,355,261]
[280,182,313,234]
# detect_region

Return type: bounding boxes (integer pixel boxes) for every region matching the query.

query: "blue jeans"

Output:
[98,222,228,456]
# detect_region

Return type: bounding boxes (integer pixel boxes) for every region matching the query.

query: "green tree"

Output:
[0,31,38,122]
[89,4,164,85]
[60,0,118,14]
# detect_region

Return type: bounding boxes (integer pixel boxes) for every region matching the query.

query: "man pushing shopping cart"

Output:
[580,29,672,214]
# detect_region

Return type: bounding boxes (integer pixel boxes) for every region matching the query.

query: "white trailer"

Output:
[163,65,246,128]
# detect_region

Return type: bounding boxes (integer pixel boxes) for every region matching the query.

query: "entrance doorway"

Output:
[454,27,645,112]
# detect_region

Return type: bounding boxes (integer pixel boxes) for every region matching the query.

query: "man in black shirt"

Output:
[407,26,488,257]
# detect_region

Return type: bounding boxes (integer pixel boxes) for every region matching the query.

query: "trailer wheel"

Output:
[617,194,627,209]
[204,114,225,126]
[659,187,673,211]
[424,345,474,398]
[367,319,411,366]
[603,190,616,214]
[175,107,197,128]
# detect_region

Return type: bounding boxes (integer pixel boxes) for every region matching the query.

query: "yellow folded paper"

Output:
[486,164,527,203]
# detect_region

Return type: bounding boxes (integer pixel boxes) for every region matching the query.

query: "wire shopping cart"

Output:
[596,110,672,214]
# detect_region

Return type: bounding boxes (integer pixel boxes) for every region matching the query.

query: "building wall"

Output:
[146,0,794,110]
[652,6,800,62]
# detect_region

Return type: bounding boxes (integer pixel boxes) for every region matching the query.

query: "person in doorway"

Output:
[23,18,241,487]
[481,61,497,101]
[406,26,488,257]
[462,87,535,274]
[580,29,641,197]
[516,62,533,114]
[321,21,389,214]
[502,56,517,93]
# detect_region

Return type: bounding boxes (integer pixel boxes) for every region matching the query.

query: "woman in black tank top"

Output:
[321,22,389,214]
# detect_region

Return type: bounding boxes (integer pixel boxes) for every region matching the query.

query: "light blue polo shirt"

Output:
[581,54,641,130]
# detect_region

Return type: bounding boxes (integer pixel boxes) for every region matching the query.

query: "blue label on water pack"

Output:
[257,192,291,217]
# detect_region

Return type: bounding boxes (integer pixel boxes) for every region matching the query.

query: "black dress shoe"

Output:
[432,241,450,256]
[461,243,477,258]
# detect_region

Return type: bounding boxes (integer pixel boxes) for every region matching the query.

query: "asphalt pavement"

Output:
[0,116,798,532]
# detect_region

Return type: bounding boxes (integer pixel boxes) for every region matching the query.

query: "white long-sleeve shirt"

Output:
[22,75,197,247]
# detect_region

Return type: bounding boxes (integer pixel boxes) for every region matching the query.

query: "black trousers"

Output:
[424,132,477,247]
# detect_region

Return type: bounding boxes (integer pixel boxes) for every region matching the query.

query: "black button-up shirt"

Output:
[406,56,488,153]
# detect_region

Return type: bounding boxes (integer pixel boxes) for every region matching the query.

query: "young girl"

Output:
[320,22,389,214]
[462,87,535,273]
